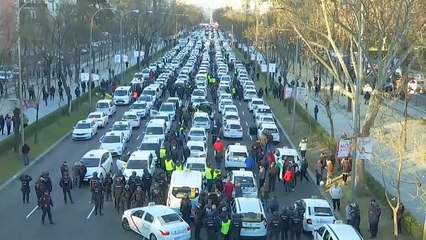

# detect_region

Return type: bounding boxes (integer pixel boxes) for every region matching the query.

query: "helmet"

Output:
[106,172,111,177]
[62,161,67,166]
[125,184,130,189]
[196,203,202,209]
[132,171,136,176]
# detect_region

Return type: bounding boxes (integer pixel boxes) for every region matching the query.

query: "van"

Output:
[95,99,116,117]
[143,119,166,142]
[232,197,267,239]
[113,86,132,105]
[167,170,203,214]
[313,223,363,240]
[116,151,155,179]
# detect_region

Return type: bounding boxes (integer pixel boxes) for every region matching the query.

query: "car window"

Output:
[323,229,333,240]
[101,153,109,163]
[314,207,333,216]
[159,213,183,225]
[317,226,326,236]
[144,213,154,223]
[132,210,145,218]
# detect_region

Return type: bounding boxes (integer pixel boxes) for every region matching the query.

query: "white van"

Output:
[113,86,132,105]
[116,150,156,180]
[143,119,166,142]
[95,99,116,117]
[313,223,363,240]
[232,197,267,238]
[167,170,203,214]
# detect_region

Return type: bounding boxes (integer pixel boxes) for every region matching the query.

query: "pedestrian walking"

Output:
[229,213,242,240]
[5,114,12,135]
[220,215,231,240]
[193,203,203,240]
[21,143,30,166]
[72,162,80,186]
[39,191,55,225]
[368,199,381,239]
[20,174,32,204]
[314,105,319,121]
[215,150,224,169]
[329,182,342,210]
[113,177,124,212]
[104,172,113,201]
[289,207,303,240]
[364,91,371,105]
[283,168,294,192]
[341,158,351,184]
[0,115,4,134]
[268,162,279,192]
[59,172,74,204]
[268,211,282,240]
[93,181,104,215]
[298,138,308,158]
[326,159,334,184]
[300,158,310,181]
[258,166,266,191]
[315,160,323,185]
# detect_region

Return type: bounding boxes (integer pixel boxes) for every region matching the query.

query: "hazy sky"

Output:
[181,0,244,10]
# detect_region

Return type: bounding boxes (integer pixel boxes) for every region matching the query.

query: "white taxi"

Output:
[225,143,249,170]
[313,223,363,240]
[187,127,207,142]
[99,131,127,156]
[253,105,273,119]
[186,140,208,158]
[248,98,264,112]
[113,86,132,105]
[223,120,244,139]
[243,89,257,101]
[116,151,156,180]
[122,203,191,240]
[166,97,182,109]
[129,101,148,119]
[122,111,141,128]
[111,121,132,142]
[223,105,239,116]
[72,119,98,140]
[255,115,275,127]
[80,149,113,182]
[222,111,241,126]
[184,157,207,178]
[88,111,109,128]
[154,113,172,132]
[218,99,233,113]
[229,169,258,198]
[157,102,176,120]
[297,197,336,232]
[232,197,267,238]
[257,123,280,143]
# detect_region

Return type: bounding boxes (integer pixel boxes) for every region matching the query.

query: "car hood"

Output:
[73,129,91,134]
[123,169,145,179]
[100,143,121,150]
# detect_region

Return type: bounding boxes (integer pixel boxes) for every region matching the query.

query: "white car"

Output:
[166,97,182,109]
[190,96,205,107]
[184,157,207,177]
[222,111,240,126]
[313,223,363,240]
[158,102,176,120]
[244,89,257,101]
[225,143,249,170]
[187,127,207,142]
[223,105,238,116]
[186,140,208,158]
[253,105,273,119]
[80,149,113,181]
[219,99,233,114]
[99,131,127,156]
[88,111,109,128]
[228,169,258,198]
[139,94,155,110]
[111,121,132,142]
[257,123,280,143]
[298,197,337,232]
[248,98,264,112]
[192,112,211,130]
[232,197,267,238]
[129,101,148,119]
[121,203,191,240]
[72,119,98,140]
[191,89,207,98]
[122,111,141,128]
[223,120,244,139]
[154,113,172,132]
[255,115,275,127]
[117,151,156,180]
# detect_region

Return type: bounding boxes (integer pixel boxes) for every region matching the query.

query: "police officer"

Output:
[269,211,282,240]
[93,181,104,216]
[20,174,32,204]
[135,176,143,191]
[132,186,145,207]
[59,172,74,204]
[142,169,152,199]
[78,162,87,188]
[104,172,113,201]
[113,177,124,212]
[127,171,138,192]
[164,157,174,181]
[205,212,218,240]
[35,178,43,207]
[229,213,242,240]
[41,171,53,194]
[150,183,163,204]
[175,161,183,171]
[180,193,192,224]
[280,207,291,240]
[60,161,69,177]
[39,191,54,225]
[220,215,231,240]
[90,172,100,202]
[289,206,303,240]
[368,199,381,239]
[121,184,132,211]
[193,203,204,240]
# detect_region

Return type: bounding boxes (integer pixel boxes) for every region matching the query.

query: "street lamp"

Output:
[17,0,36,146]
[89,7,117,113]
[137,10,153,70]
[120,9,139,84]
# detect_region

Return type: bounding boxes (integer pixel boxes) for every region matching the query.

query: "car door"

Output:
[314,226,326,240]
[141,212,155,237]
[101,152,112,172]
[128,210,145,234]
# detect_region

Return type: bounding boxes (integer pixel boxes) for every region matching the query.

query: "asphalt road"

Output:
[0,51,320,240]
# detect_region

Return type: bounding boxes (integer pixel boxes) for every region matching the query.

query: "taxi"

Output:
[116,150,156,179]
[257,123,280,143]
[88,111,109,128]
[186,140,208,158]
[99,131,127,156]
[80,149,113,182]
[223,120,244,139]
[248,98,264,112]
[122,203,191,240]
[313,222,363,240]
[111,121,132,142]
[167,170,203,214]
[297,196,337,232]
[72,119,98,140]
[122,111,141,128]
[228,169,258,198]
[231,197,267,239]
[187,127,207,142]
[184,157,207,178]
[129,101,148,119]
[273,147,302,169]
[225,143,249,170]
[192,112,211,130]
[158,102,176,120]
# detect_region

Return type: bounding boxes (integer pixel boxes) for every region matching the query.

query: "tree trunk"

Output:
[393,208,399,240]
[34,103,40,144]
[325,103,335,138]
[355,159,365,195]
[361,90,383,136]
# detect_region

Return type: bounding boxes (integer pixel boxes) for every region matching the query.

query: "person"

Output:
[104,172,113,201]
[21,143,30,166]
[280,207,291,240]
[220,215,231,240]
[150,183,163,204]
[180,194,192,224]
[268,162,279,192]
[72,162,80,186]
[60,161,69,177]
[269,211,282,240]
[132,186,145,207]
[93,181,104,216]
[229,213,242,240]
[223,178,238,200]
[314,105,319,121]
[289,206,303,240]
[269,196,280,214]
[121,184,132,211]
[141,169,152,199]
[283,168,294,192]
[59,172,74,204]
[113,177,124,212]
[193,203,204,240]
[329,182,342,210]
[298,138,307,158]
[345,202,353,225]
[315,160,323,185]
[90,172,101,202]
[206,164,215,191]
[364,91,371,105]
[213,138,224,154]
[164,157,174,181]
[350,202,361,233]
[215,150,224,169]
[39,191,54,225]
[341,158,350,184]
[20,174,32,204]
[299,158,309,182]
[205,212,219,240]
[175,161,183,171]
[245,154,255,171]
[325,159,334,184]
[368,199,381,239]
[78,162,87,188]
[258,166,266,191]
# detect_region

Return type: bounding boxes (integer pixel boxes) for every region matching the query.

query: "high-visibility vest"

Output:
[205,168,213,180]
[212,78,216,84]
[213,169,220,179]
[232,88,236,94]
[159,148,167,158]
[179,127,184,133]
[176,165,183,171]
[165,159,174,171]
[221,219,231,235]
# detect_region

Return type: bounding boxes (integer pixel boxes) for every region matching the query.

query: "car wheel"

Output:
[149,234,157,240]
[122,218,131,230]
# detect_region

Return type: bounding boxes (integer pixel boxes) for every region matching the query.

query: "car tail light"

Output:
[187,226,191,231]
[109,108,111,112]
[160,230,170,236]
[306,219,312,224]
[237,129,243,132]
[225,129,230,132]
[133,119,138,121]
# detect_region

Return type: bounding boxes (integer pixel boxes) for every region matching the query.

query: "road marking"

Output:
[249,135,253,140]
[136,135,141,140]
[26,206,38,219]
[239,102,242,106]
[245,122,248,126]
[87,206,95,219]
[242,111,245,115]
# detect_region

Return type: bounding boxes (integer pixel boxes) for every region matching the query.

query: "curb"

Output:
[0,130,72,191]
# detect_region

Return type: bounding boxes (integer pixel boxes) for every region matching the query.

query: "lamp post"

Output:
[137,10,153,70]
[120,10,139,84]
[17,0,35,146]
[89,7,116,113]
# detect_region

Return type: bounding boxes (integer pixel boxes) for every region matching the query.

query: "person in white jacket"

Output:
[330,182,343,210]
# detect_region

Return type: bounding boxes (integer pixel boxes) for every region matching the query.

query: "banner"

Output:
[80,73,100,82]
[269,63,276,73]
[114,54,121,63]
[134,51,145,58]
[250,54,256,61]
[284,87,293,99]
[336,139,351,158]
[357,137,373,160]
[122,55,128,63]
[261,64,267,73]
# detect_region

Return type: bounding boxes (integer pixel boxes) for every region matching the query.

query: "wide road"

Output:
[0,51,320,240]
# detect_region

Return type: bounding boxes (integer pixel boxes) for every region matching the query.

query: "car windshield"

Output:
[112,124,129,131]
[234,176,255,187]
[89,114,101,119]
[186,163,205,171]
[314,207,333,216]
[240,213,264,223]
[75,123,90,129]
[80,158,100,168]
[226,115,239,120]
[126,160,148,169]
[193,90,204,96]
[167,99,178,106]
[257,108,272,114]
[102,135,121,143]
[192,98,204,103]
[225,107,237,112]
[131,103,146,109]
[190,130,204,136]
[281,155,297,162]
[171,187,200,199]
[114,90,127,96]
[252,100,263,105]
[142,89,156,96]
[246,91,256,95]
[261,117,274,123]
[139,143,159,151]
[265,128,278,133]
[145,127,163,135]
[190,146,204,152]
[139,95,152,102]
[160,104,174,111]
[159,213,183,225]
[123,114,137,120]
[194,117,208,122]
[96,103,109,108]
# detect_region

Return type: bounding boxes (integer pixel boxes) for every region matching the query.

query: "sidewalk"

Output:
[0,41,166,143]
[246,46,425,223]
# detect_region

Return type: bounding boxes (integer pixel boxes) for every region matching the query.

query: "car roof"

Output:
[323,224,363,239]
[89,111,104,115]
[114,121,130,126]
[187,140,205,147]
[234,197,263,213]
[123,111,137,115]
[228,144,248,152]
[116,86,131,90]
[133,101,147,104]
[275,147,298,155]
[226,120,241,126]
[77,119,94,124]
[190,127,205,132]
[82,149,108,158]
[141,137,160,144]
[302,198,332,207]
[147,119,166,126]
[251,98,263,102]
[260,123,277,128]
[104,131,122,137]
[194,112,209,117]
[232,169,255,177]
[170,170,203,186]
[128,150,152,160]
[97,99,112,103]
[186,157,207,164]
[135,204,178,217]
[155,112,170,118]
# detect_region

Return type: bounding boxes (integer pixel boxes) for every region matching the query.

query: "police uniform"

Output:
[269,212,282,240]
[121,185,132,211]
[59,174,74,204]
[280,209,291,240]
[93,182,104,215]
[289,212,302,240]
[205,167,214,191]
[193,204,203,240]
[205,213,218,240]
[141,169,152,199]
[39,192,54,224]
[132,187,145,207]
[164,158,174,180]
[104,174,113,201]
[113,178,124,212]
[20,174,32,204]
[230,214,242,240]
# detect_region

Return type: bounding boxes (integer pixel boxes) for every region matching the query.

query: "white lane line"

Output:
[245,122,248,126]
[26,206,38,219]
[242,111,245,115]
[239,102,242,106]
[136,135,141,140]
[249,135,253,140]
[87,206,95,220]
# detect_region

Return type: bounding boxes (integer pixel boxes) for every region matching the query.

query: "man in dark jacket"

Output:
[21,143,30,166]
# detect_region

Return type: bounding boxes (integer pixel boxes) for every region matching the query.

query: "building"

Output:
[0,0,17,55]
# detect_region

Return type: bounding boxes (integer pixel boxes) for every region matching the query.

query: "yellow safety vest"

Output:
[205,168,213,180]
[213,169,220,179]
[232,88,236,94]
[165,159,174,171]
[176,165,183,171]
[159,148,167,158]
[221,219,231,235]
[212,78,216,84]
